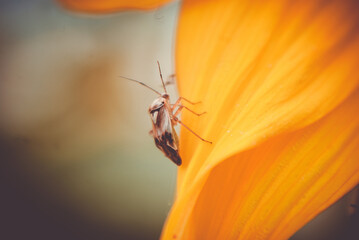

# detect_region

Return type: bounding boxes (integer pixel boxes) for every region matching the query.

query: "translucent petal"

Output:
[163,88,359,239]
[176,0,359,195]
[58,0,172,12]
[163,0,359,239]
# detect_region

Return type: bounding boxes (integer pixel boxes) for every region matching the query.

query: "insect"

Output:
[120,61,212,166]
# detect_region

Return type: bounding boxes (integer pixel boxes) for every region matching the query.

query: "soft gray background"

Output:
[0,1,358,240]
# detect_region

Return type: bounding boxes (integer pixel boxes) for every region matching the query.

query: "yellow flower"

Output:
[58,0,359,239]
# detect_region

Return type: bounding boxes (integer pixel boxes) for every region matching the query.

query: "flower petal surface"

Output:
[58,0,172,12]
[164,88,359,239]
[163,0,359,239]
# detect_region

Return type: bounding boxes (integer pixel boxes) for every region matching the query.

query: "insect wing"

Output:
[149,106,182,166]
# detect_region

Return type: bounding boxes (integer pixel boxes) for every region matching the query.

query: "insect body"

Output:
[148,93,181,165]
[121,61,212,166]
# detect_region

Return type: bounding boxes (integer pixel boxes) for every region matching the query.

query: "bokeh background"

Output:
[0,0,358,239]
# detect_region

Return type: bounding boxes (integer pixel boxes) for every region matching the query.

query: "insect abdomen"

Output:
[154,137,182,166]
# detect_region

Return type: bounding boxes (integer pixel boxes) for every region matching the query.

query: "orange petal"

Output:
[176,0,359,190]
[162,0,359,239]
[58,0,172,12]
[163,88,359,239]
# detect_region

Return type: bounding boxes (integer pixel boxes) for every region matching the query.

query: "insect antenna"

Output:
[157,60,167,94]
[119,75,161,96]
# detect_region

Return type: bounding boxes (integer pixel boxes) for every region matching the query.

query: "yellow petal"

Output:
[162,0,359,239]
[163,90,359,239]
[176,0,359,190]
[58,0,172,12]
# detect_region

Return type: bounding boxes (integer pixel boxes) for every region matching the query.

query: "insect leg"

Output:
[177,97,201,105]
[171,97,182,111]
[173,105,206,117]
[175,118,212,144]
[171,97,202,113]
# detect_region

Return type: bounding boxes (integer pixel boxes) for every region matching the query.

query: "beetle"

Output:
[121,61,212,166]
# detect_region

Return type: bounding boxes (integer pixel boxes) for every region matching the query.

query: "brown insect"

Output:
[121,61,212,166]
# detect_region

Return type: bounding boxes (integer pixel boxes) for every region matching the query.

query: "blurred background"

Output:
[0,0,179,239]
[0,0,358,239]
